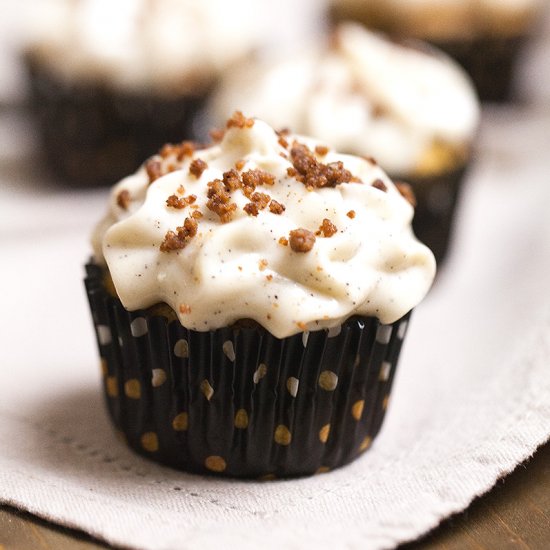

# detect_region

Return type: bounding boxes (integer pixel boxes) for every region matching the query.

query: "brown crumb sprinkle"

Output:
[395,181,417,207]
[166,194,196,209]
[290,142,355,189]
[160,217,198,252]
[189,158,208,179]
[347,210,356,219]
[226,111,255,129]
[206,179,237,223]
[179,304,192,314]
[145,159,163,184]
[278,136,289,149]
[266,274,273,281]
[116,189,131,210]
[279,237,289,246]
[209,128,225,143]
[259,259,268,271]
[316,218,338,238]
[243,202,259,216]
[289,228,316,253]
[372,178,388,192]
[269,200,285,215]
[222,169,242,192]
[315,145,329,157]
[235,159,246,171]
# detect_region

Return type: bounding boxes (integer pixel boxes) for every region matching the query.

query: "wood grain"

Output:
[0,440,549,550]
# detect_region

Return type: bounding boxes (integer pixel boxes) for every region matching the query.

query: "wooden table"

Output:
[1,440,548,550]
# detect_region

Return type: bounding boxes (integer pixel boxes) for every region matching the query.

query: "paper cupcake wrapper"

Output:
[406,164,468,265]
[434,35,527,103]
[25,58,208,187]
[85,263,411,478]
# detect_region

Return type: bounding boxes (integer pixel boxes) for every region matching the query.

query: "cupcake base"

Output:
[85,263,411,478]
[25,58,208,187]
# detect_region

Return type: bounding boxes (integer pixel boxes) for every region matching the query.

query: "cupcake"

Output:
[23,0,261,187]
[210,23,480,263]
[86,112,435,478]
[330,0,543,101]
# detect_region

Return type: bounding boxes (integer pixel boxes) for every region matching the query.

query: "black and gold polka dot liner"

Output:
[85,263,411,478]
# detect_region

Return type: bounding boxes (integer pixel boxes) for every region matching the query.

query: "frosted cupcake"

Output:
[24,0,261,187]
[86,113,435,478]
[330,0,543,101]
[210,24,480,262]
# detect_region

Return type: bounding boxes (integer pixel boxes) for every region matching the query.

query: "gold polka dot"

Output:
[352,400,365,421]
[141,432,159,452]
[259,473,276,481]
[316,466,330,474]
[205,455,226,472]
[234,409,249,429]
[319,424,331,443]
[200,379,214,401]
[274,425,292,446]
[172,412,188,431]
[253,363,267,384]
[100,358,108,376]
[106,376,118,397]
[359,435,372,452]
[173,339,189,358]
[318,370,338,391]
[286,376,299,397]
[151,368,167,387]
[124,379,141,399]
[382,394,390,410]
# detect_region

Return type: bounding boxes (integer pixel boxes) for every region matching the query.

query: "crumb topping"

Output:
[206,179,237,223]
[166,194,197,209]
[226,111,255,129]
[289,142,356,189]
[160,217,198,252]
[279,236,289,246]
[116,189,131,210]
[189,159,208,179]
[372,178,388,192]
[289,228,316,253]
[316,218,338,238]
[145,159,163,185]
[235,159,246,171]
[269,200,285,215]
[347,210,356,219]
[395,182,417,207]
[315,145,329,157]
[209,128,225,143]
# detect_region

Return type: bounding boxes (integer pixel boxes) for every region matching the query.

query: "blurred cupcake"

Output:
[210,23,480,262]
[86,113,435,478]
[330,0,543,101]
[23,0,261,187]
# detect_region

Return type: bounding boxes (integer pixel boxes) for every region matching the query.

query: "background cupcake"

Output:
[86,114,435,478]
[209,24,480,262]
[23,0,262,187]
[330,0,543,102]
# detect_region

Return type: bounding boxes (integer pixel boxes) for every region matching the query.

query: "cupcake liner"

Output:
[25,58,208,187]
[85,263,411,478]
[406,164,468,265]
[434,35,527,102]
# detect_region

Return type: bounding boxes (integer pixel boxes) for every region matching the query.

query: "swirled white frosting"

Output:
[210,23,479,177]
[25,0,262,94]
[332,0,542,40]
[92,118,435,338]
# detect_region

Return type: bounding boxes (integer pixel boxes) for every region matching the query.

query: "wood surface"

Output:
[1,440,549,550]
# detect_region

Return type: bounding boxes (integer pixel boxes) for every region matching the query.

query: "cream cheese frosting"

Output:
[92,115,435,338]
[210,23,479,177]
[25,0,262,94]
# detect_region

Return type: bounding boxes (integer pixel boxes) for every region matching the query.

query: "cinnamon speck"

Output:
[289,228,316,253]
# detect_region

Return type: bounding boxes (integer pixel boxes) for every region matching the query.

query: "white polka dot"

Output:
[174,339,189,358]
[253,364,267,384]
[130,317,148,338]
[327,325,341,338]
[286,377,299,397]
[302,331,309,348]
[97,325,112,346]
[397,320,409,340]
[223,340,236,362]
[376,325,392,345]
[152,369,167,387]
[379,361,391,381]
